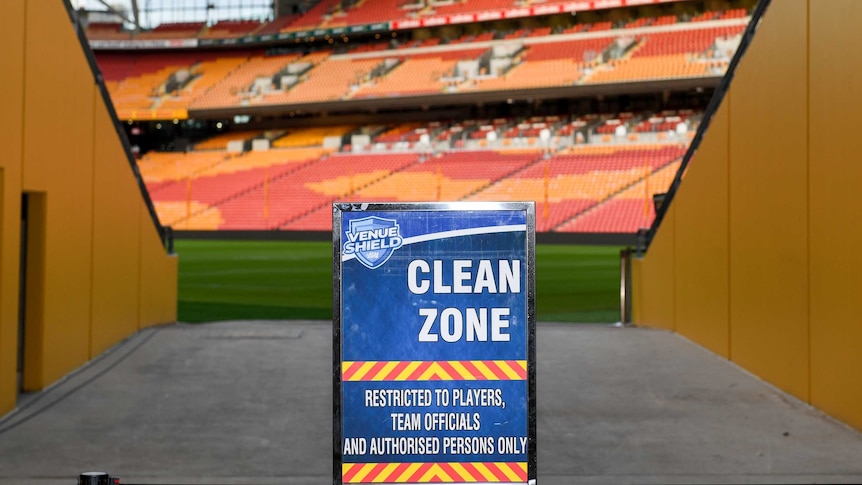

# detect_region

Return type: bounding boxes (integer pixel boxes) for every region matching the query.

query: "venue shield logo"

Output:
[342,216,404,269]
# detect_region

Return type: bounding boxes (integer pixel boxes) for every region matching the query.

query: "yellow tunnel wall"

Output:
[633,0,862,431]
[0,0,177,416]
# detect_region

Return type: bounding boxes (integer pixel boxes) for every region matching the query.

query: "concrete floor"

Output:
[0,320,861,484]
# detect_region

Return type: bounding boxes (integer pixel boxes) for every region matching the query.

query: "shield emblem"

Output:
[346,216,402,269]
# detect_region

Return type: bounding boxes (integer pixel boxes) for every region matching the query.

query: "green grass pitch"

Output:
[175,240,622,323]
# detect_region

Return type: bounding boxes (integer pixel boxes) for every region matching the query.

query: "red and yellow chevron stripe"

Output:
[343,462,527,483]
[342,360,527,381]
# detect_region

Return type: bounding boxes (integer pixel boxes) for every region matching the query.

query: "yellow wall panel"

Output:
[91,94,142,357]
[0,0,25,415]
[139,208,178,329]
[673,101,730,358]
[727,0,809,401]
[808,0,862,431]
[23,2,96,386]
[635,0,862,431]
[0,1,177,414]
[633,205,675,331]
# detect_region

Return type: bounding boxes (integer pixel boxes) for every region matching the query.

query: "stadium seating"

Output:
[136,22,205,39]
[136,109,693,233]
[322,0,412,28]
[272,126,356,148]
[191,52,304,109]
[97,51,250,119]
[108,2,750,234]
[557,160,681,232]
[94,9,749,118]
[281,0,341,31]
[147,147,332,227]
[193,131,263,150]
[212,152,420,229]
[85,22,132,40]
[584,25,746,84]
[349,150,541,202]
[199,20,263,39]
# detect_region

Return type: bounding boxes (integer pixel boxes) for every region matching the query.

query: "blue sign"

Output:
[333,202,536,485]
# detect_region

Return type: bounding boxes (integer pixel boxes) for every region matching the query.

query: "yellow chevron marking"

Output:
[347,463,374,483]
[499,462,522,482]
[471,361,499,380]
[494,360,522,380]
[473,462,496,480]
[372,361,399,381]
[396,462,423,482]
[449,361,476,380]
[418,463,446,482]
[449,462,472,481]
[418,362,452,380]
[396,361,423,380]
[351,361,378,381]
[372,462,401,483]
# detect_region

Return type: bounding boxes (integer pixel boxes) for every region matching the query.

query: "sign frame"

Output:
[333,201,537,485]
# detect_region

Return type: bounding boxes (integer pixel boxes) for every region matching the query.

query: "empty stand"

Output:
[192,53,303,109]
[323,0,413,28]
[351,149,541,202]
[147,148,330,227]
[353,57,462,98]
[200,20,263,39]
[136,22,205,39]
[281,0,340,31]
[194,131,263,150]
[557,160,682,232]
[467,144,685,231]
[585,25,746,84]
[208,152,420,230]
[272,126,356,148]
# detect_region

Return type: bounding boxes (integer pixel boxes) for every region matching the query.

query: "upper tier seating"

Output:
[584,25,746,84]
[97,11,748,118]
[282,0,341,31]
[86,22,132,40]
[200,20,263,39]
[136,22,205,39]
[323,0,414,28]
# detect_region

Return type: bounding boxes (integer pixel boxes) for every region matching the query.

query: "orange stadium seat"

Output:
[323,0,413,28]
[199,20,263,39]
[86,22,132,40]
[557,160,682,232]
[136,22,205,39]
[209,152,420,229]
[281,0,340,31]
[347,150,542,207]
[194,131,263,150]
[272,126,356,148]
[352,57,459,98]
[191,53,303,109]
[268,57,380,104]
[145,148,330,228]
[99,1,748,236]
